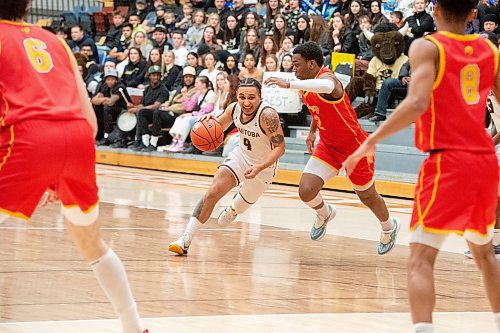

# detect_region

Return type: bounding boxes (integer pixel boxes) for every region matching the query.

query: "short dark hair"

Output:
[172,30,184,37]
[0,0,30,20]
[436,0,477,21]
[293,41,323,67]
[122,23,134,30]
[238,78,261,95]
[391,11,403,21]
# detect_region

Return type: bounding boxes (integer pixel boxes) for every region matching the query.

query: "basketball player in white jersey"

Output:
[168,78,286,255]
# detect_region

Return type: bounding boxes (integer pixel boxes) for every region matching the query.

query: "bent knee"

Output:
[298,184,320,203]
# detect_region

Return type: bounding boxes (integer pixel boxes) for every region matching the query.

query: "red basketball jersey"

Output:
[415,32,499,153]
[0,20,84,128]
[301,67,368,147]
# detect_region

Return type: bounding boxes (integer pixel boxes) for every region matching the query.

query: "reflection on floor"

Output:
[0,166,495,332]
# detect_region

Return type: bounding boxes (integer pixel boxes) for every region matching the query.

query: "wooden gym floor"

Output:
[0,165,497,332]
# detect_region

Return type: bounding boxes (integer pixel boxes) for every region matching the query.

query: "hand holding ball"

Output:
[190,118,224,152]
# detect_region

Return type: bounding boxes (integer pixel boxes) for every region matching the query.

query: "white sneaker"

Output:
[217,206,238,226]
[168,234,191,255]
[310,204,336,241]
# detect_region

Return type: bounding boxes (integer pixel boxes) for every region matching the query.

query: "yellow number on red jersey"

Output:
[23,38,54,74]
[460,64,480,105]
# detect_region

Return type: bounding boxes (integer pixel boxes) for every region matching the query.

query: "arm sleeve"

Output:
[289,78,335,94]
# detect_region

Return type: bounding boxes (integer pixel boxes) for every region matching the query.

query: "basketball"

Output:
[190,118,224,152]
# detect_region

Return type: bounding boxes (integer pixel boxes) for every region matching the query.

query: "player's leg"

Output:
[299,156,338,241]
[58,119,143,333]
[168,166,238,255]
[217,167,274,226]
[350,157,400,255]
[407,225,447,333]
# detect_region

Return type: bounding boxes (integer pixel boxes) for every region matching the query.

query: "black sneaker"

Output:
[141,145,157,152]
[128,140,141,149]
[109,140,128,148]
[131,143,147,151]
[97,137,111,146]
[369,115,386,122]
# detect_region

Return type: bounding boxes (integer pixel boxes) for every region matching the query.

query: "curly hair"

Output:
[0,0,30,20]
[436,0,477,20]
[293,41,324,67]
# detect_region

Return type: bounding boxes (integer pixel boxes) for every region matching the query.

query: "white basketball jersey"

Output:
[232,102,274,166]
[487,91,500,133]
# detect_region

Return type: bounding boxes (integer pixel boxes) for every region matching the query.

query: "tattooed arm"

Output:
[244,107,286,179]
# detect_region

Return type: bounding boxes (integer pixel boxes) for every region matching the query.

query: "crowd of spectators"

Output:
[57,0,500,152]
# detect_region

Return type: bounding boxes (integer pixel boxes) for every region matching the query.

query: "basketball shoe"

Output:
[310,204,336,241]
[464,244,500,260]
[378,217,401,255]
[217,206,238,226]
[168,234,191,255]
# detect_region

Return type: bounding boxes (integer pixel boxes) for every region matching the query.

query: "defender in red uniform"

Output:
[344,1,500,332]
[0,2,146,332]
[265,42,400,255]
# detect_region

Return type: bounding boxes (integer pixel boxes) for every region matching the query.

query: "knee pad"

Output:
[62,204,99,226]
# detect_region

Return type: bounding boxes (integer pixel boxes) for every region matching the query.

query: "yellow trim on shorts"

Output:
[62,201,99,214]
[0,125,14,172]
[310,155,339,173]
[415,153,442,227]
[410,219,496,238]
[0,207,29,221]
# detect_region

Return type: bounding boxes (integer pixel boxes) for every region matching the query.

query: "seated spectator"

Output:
[139,48,162,89]
[68,25,98,62]
[130,30,153,59]
[130,65,170,151]
[166,76,216,152]
[323,0,342,21]
[277,36,294,64]
[224,54,240,76]
[466,6,480,35]
[272,14,290,48]
[214,72,230,115]
[338,0,351,16]
[239,52,264,83]
[231,0,251,24]
[260,36,279,70]
[91,69,131,145]
[264,54,279,72]
[264,0,283,33]
[345,0,364,33]
[212,0,230,28]
[87,61,117,96]
[164,11,177,38]
[80,43,100,81]
[404,0,435,39]
[304,0,325,16]
[104,10,126,50]
[369,61,410,122]
[483,14,500,36]
[222,15,241,54]
[128,14,146,36]
[199,52,221,87]
[152,25,171,54]
[239,28,261,66]
[389,10,404,28]
[186,9,207,51]
[357,15,374,74]
[171,31,189,67]
[282,0,305,31]
[175,3,193,34]
[369,0,389,27]
[309,15,329,48]
[122,47,147,88]
[382,0,400,18]
[109,23,134,64]
[478,0,500,32]
[293,15,311,45]
[240,12,265,45]
[280,53,293,72]
[143,3,167,33]
[199,26,223,53]
[161,50,180,91]
[129,0,149,22]
[208,12,224,43]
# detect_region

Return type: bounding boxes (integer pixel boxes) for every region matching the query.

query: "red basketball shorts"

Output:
[305,138,375,191]
[410,150,498,237]
[0,119,98,221]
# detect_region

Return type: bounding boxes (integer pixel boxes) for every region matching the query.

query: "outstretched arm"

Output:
[343,38,437,175]
[245,107,286,179]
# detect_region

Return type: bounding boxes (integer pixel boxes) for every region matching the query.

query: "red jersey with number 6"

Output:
[415,32,498,153]
[0,21,84,128]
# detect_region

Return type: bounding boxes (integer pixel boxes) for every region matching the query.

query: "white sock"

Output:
[315,203,329,219]
[380,217,395,232]
[141,134,150,146]
[184,216,202,239]
[104,133,109,139]
[150,136,159,147]
[91,249,142,333]
[493,229,500,245]
[495,313,500,331]
[414,322,434,333]
[304,193,329,219]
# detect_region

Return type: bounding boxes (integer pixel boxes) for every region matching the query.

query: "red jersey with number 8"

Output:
[415,32,498,153]
[0,21,84,128]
